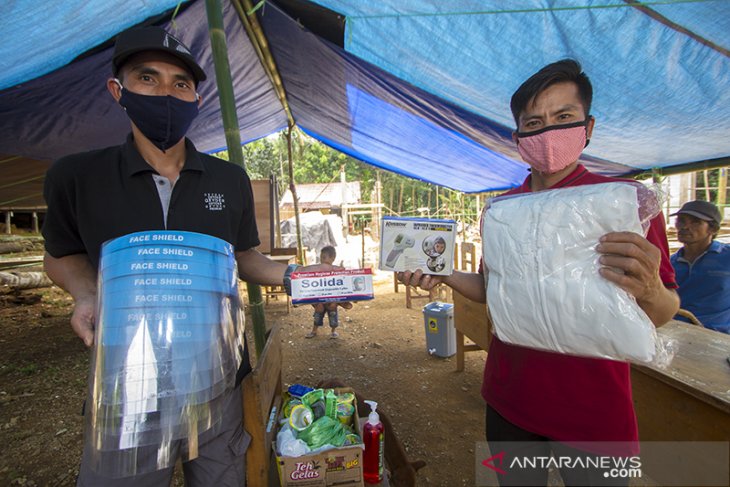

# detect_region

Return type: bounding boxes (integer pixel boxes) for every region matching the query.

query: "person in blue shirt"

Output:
[670,200,730,333]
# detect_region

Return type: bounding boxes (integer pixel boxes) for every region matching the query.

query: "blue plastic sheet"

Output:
[0,0,288,161]
[310,0,730,171]
[1,0,727,195]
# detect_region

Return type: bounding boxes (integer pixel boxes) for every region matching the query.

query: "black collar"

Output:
[122,133,205,177]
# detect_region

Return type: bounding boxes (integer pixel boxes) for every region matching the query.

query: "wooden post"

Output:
[32,212,39,234]
[340,165,348,237]
[475,194,481,224]
[436,186,441,218]
[286,127,305,265]
[5,211,11,235]
[374,171,382,239]
[397,181,404,215]
[718,167,727,211]
[361,218,365,268]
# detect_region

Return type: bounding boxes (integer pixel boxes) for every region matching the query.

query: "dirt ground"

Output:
[0,272,490,486]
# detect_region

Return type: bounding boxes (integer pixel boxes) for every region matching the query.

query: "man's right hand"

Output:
[71,296,96,347]
[398,269,488,304]
[397,269,446,290]
[44,253,99,347]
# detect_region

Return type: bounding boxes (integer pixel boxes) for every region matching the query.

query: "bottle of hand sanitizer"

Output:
[363,400,384,483]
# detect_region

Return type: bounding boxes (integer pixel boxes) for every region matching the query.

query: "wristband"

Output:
[283,263,300,296]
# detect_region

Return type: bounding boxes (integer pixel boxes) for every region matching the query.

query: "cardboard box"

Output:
[379,217,457,275]
[291,269,374,305]
[275,387,364,487]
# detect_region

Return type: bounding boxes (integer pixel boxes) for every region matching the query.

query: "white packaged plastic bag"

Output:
[482,182,671,364]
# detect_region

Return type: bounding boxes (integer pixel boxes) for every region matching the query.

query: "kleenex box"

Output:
[379,217,456,275]
[291,269,374,305]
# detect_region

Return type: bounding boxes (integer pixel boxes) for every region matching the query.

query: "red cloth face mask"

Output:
[516,121,588,174]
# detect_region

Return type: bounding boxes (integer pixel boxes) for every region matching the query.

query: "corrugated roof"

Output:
[280,181,361,208]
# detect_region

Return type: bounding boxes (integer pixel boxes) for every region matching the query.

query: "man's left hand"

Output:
[595,231,663,302]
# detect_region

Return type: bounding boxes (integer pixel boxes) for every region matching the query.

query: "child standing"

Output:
[305,246,342,339]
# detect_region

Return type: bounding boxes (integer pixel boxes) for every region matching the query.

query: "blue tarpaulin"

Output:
[310,0,730,171]
[0,0,287,161]
[0,0,728,204]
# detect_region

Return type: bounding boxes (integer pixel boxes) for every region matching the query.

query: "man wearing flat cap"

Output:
[42,26,319,486]
[671,200,730,333]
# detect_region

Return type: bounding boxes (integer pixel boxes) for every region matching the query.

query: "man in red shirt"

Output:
[399,59,678,486]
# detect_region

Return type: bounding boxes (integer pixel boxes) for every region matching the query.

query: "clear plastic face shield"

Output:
[85,231,245,477]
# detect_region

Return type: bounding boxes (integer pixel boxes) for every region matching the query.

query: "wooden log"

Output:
[0,271,53,290]
[0,242,28,254]
[0,238,44,254]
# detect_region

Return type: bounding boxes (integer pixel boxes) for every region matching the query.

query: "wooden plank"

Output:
[256,326,283,420]
[242,381,268,486]
[243,323,283,487]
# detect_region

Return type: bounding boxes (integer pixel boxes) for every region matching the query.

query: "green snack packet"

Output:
[325,389,337,420]
[301,388,324,408]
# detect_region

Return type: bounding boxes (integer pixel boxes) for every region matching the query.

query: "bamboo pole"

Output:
[205,0,266,354]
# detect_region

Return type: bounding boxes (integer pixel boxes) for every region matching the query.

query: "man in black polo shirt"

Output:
[42,27,307,487]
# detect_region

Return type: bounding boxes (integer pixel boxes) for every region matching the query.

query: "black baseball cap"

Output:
[112,26,206,83]
[670,200,722,225]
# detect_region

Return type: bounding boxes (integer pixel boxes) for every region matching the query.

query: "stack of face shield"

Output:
[85,231,245,477]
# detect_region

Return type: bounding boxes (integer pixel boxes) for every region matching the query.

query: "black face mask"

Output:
[117,84,199,152]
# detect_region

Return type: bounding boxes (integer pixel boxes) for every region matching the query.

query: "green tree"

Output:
[212,127,492,227]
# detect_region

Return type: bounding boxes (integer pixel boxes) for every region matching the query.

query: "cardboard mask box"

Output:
[275,387,364,487]
[379,217,457,275]
[290,269,374,305]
